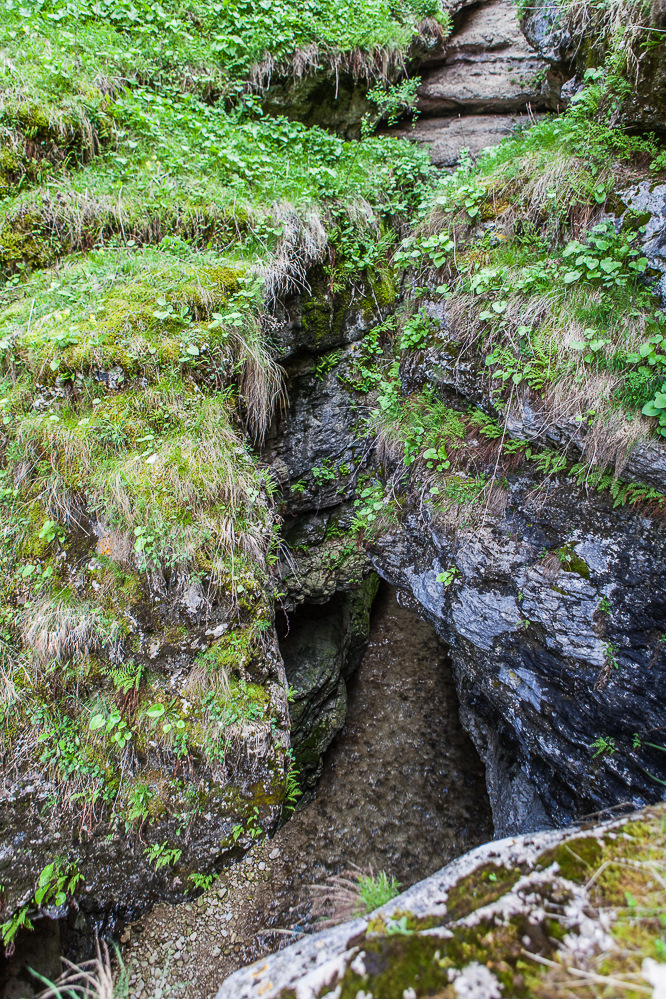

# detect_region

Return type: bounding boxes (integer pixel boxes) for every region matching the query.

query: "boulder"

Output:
[216,803,666,999]
[388,112,546,167]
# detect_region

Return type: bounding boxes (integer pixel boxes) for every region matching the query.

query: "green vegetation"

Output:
[327,62,666,554]
[355,870,401,914]
[1,859,83,952]
[590,734,617,758]
[30,941,128,999]
[0,0,441,939]
[2,0,666,955]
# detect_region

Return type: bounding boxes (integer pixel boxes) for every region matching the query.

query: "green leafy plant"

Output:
[1,859,83,952]
[436,566,459,587]
[133,526,159,569]
[604,641,620,671]
[188,872,218,892]
[89,707,133,749]
[591,735,617,758]
[569,328,611,363]
[104,659,144,697]
[144,702,188,756]
[144,841,182,871]
[309,865,401,927]
[311,460,337,484]
[352,482,389,532]
[561,222,648,289]
[314,351,342,379]
[641,381,666,435]
[125,782,155,828]
[231,805,263,845]
[284,750,302,816]
[38,519,65,546]
[399,312,431,351]
[365,76,423,131]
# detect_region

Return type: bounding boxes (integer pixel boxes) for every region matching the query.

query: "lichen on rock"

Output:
[217,804,666,999]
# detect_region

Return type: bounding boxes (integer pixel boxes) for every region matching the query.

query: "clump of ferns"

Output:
[101,658,145,716]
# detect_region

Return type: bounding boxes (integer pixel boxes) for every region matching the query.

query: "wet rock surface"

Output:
[370,482,666,835]
[265,285,666,838]
[522,0,666,129]
[278,575,379,787]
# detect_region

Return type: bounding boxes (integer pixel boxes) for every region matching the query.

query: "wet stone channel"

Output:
[120,584,492,999]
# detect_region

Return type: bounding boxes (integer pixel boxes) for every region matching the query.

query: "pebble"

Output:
[269,848,280,860]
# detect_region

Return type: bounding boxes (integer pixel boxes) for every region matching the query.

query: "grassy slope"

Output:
[0,0,438,939]
[343,73,666,535]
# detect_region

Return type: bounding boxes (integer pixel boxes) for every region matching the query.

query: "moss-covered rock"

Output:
[216,803,666,999]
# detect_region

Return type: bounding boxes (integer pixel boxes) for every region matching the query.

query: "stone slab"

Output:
[389,112,547,166]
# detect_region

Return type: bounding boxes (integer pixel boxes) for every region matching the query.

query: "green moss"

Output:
[555,546,591,580]
[361,266,397,317]
[536,835,603,882]
[0,212,55,272]
[444,863,524,920]
[301,271,354,344]
[332,913,555,999]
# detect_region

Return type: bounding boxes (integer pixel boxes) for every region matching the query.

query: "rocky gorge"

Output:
[0,0,665,995]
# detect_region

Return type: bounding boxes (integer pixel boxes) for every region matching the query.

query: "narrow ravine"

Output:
[273,583,492,890]
[121,585,492,999]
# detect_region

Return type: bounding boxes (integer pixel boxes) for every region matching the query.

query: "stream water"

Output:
[119,584,492,998]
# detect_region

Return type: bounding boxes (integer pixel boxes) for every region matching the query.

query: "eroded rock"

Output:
[418,0,561,117]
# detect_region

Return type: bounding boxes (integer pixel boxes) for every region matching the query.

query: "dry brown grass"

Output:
[21,597,122,666]
[35,940,121,999]
[0,639,29,710]
[258,202,328,304]
[446,287,654,475]
[309,865,373,927]
[249,41,409,92]
[562,0,650,84]
[230,318,286,443]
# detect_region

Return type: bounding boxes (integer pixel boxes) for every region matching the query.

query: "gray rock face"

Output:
[618,181,666,304]
[279,576,379,787]
[263,343,363,512]
[520,0,576,64]
[521,0,666,130]
[370,477,666,835]
[263,289,666,839]
[418,0,560,117]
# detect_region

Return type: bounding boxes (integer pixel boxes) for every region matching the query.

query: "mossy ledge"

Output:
[218,803,666,999]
